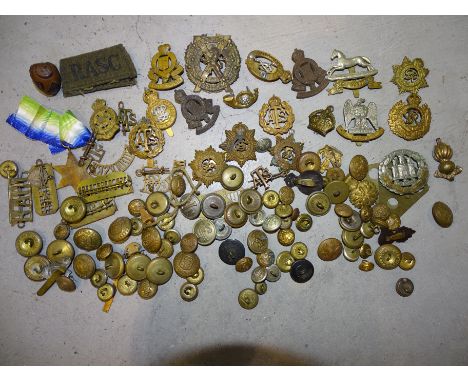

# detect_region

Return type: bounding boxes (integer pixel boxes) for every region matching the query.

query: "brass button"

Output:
[224,202,248,228]
[173,252,200,278]
[56,275,76,292]
[341,230,364,249]
[275,203,293,218]
[349,155,369,181]
[180,193,201,220]
[291,208,300,221]
[124,242,142,258]
[248,209,266,227]
[257,250,275,267]
[296,213,313,232]
[105,252,125,279]
[126,253,151,281]
[53,223,70,240]
[399,252,416,271]
[187,267,204,285]
[146,191,170,216]
[279,186,295,205]
[291,242,308,260]
[396,278,414,297]
[324,180,349,204]
[277,228,295,246]
[193,219,217,246]
[262,214,282,233]
[146,257,173,285]
[255,282,267,295]
[239,189,262,214]
[221,165,244,191]
[359,243,372,259]
[334,203,353,218]
[202,193,226,219]
[262,190,279,209]
[108,217,132,244]
[157,216,175,231]
[339,210,362,231]
[117,274,138,296]
[326,167,346,182]
[130,218,143,236]
[156,239,174,258]
[15,231,43,257]
[0,160,18,178]
[180,282,198,302]
[180,233,198,253]
[306,191,331,216]
[317,238,342,261]
[97,283,115,302]
[128,198,145,217]
[24,255,50,281]
[141,226,162,254]
[170,175,186,197]
[60,196,86,224]
[280,217,293,230]
[238,288,259,309]
[138,279,158,299]
[298,151,321,173]
[343,246,360,262]
[164,229,181,245]
[73,228,102,252]
[372,203,391,226]
[96,243,113,261]
[359,260,374,272]
[251,266,267,283]
[235,257,253,273]
[266,264,281,282]
[386,213,401,231]
[247,229,269,254]
[374,244,402,270]
[360,205,373,222]
[46,239,75,267]
[90,269,107,288]
[276,251,294,272]
[432,201,453,228]
[73,254,96,279]
[361,221,379,239]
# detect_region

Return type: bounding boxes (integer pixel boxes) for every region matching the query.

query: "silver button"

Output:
[262,214,282,233]
[180,193,201,220]
[201,193,226,220]
[266,264,281,282]
[214,218,232,241]
[249,209,266,226]
[339,210,362,232]
[251,266,267,283]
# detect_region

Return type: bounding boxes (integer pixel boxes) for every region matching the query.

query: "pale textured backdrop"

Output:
[0,16,467,365]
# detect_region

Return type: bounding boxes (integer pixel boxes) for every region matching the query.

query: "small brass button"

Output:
[124,242,142,258]
[432,201,453,228]
[349,155,369,181]
[128,198,145,217]
[180,233,198,253]
[324,180,349,204]
[170,175,186,197]
[90,269,107,288]
[291,242,308,260]
[248,209,266,227]
[187,267,204,285]
[24,255,50,281]
[138,279,158,299]
[73,228,102,252]
[156,239,174,258]
[146,191,170,216]
[266,264,281,282]
[46,239,75,267]
[396,278,414,297]
[359,243,372,259]
[359,260,374,272]
[339,210,362,232]
[214,218,232,241]
[73,254,96,279]
[255,282,267,295]
[280,217,293,230]
[108,217,132,244]
[275,203,293,218]
[146,257,173,285]
[239,189,262,214]
[193,219,217,246]
[290,259,314,283]
[180,282,199,301]
[251,266,267,283]
[180,193,202,220]
[247,230,269,254]
[219,239,245,265]
[341,230,364,249]
[291,208,300,221]
[374,244,402,270]
[97,283,115,302]
[53,223,70,240]
[157,216,175,231]
[221,165,244,191]
[236,257,253,273]
[360,205,373,223]
[257,250,275,267]
[279,186,295,205]
[238,288,259,309]
[262,190,280,209]
[130,218,143,236]
[262,214,282,233]
[60,196,86,224]
[224,202,248,228]
[201,193,226,220]
[96,243,113,261]
[343,246,360,262]
[296,213,313,232]
[306,192,331,216]
[386,213,401,231]
[0,160,18,178]
[117,274,138,296]
[361,221,379,239]
[317,238,342,261]
[277,228,295,246]
[126,253,151,281]
[16,231,43,257]
[105,252,125,279]
[326,167,346,182]
[56,275,76,292]
[141,226,162,254]
[276,251,294,272]
[173,252,200,278]
[372,203,391,226]
[334,203,353,218]
[399,252,416,271]
[164,229,181,245]
[298,151,321,173]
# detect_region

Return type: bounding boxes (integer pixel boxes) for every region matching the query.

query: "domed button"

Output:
[238,288,259,309]
[60,196,86,224]
[96,243,113,261]
[278,186,295,205]
[53,223,70,240]
[399,252,416,271]
[56,275,76,292]
[266,264,281,282]
[180,233,198,253]
[295,213,313,232]
[0,160,18,179]
[343,246,360,262]
[359,260,374,272]
[173,252,200,278]
[396,278,414,297]
[117,275,138,296]
[239,189,262,214]
[432,201,453,228]
[298,151,321,173]
[180,193,202,220]
[130,218,143,236]
[104,252,125,279]
[90,269,107,288]
[186,267,204,285]
[255,282,267,295]
[146,257,173,285]
[317,238,342,261]
[341,230,364,249]
[73,253,96,279]
[235,257,253,273]
[275,203,293,218]
[339,210,362,232]
[291,242,308,260]
[306,191,331,216]
[128,198,145,217]
[251,266,267,283]
[374,244,402,270]
[146,191,170,216]
[324,180,350,204]
[334,203,353,218]
[290,259,314,283]
[108,217,132,244]
[156,239,174,259]
[219,239,245,265]
[170,175,186,197]
[46,239,75,267]
[248,209,266,227]
[97,283,115,302]
[201,193,226,220]
[164,229,181,245]
[349,155,369,181]
[256,250,275,267]
[126,253,151,281]
[277,228,295,246]
[15,231,43,257]
[276,251,294,272]
[262,214,281,233]
[262,190,279,209]
[24,255,50,281]
[221,165,244,191]
[73,228,102,252]
[141,226,162,254]
[138,279,158,299]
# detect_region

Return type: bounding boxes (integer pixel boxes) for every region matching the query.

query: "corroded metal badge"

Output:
[148,43,184,90]
[291,49,329,98]
[189,146,227,187]
[391,57,429,94]
[223,87,258,109]
[308,106,335,136]
[128,118,165,159]
[259,95,294,136]
[246,50,291,83]
[219,122,257,166]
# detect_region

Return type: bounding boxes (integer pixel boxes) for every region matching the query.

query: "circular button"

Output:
[158,216,175,232]
[306,192,331,216]
[180,233,199,253]
[221,165,244,191]
[60,196,86,224]
[24,255,50,281]
[187,267,204,285]
[255,282,267,295]
[0,160,18,178]
[141,226,162,254]
[247,229,268,254]
[360,205,373,222]
[262,190,280,209]
[73,228,102,252]
[146,191,170,216]
[324,180,349,204]
[224,202,248,228]
[104,252,125,279]
[97,283,115,302]
[73,254,96,279]
[386,213,401,231]
[180,193,202,220]
[173,252,200,278]
[262,214,282,233]
[128,198,145,217]
[130,218,143,236]
[266,264,281,282]
[256,138,272,153]
[138,279,158,299]
[46,239,75,267]
[298,151,321,173]
[238,288,259,309]
[126,253,151,281]
[202,193,226,219]
[349,155,369,181]
[239,189,263,214]
[96,243,113,261]
[372,203,391,226]
[236,257,253,273]
[279,186,295,205]
[361,221,379,239]
[56,275,76,292]
[164,229,181,245]
[339,210,362,232]
[257,250,275,267]
[399,252,416,271]
[291,242,308,260]
[156,239,174,258]
[117,274,138,296]
[214,218,232,241]
[90,269,107,288]
[275,203,293,218]
[249,209,266,227]
[290,259,314,283]
[341,230,364,249]
[374,244,402,270]
[277,228,295,246]
[193,219,217,246]
[359,260,374,272]
[146,257,173,285]
[16,231,43,257]
[326,167,346,182]
[396,278,414,297]
[251,266,267,283]
[343,246,360,262]
[53,223,70,240]
[219,239,245,265]
[317,238,342,261]
[334,203,353,218]
[108,217,132,244]
[295,213,313,232]
[124,242,142,259]
[359,243,372,259]
[276,251,294,272]
[280,217,293,230]
[432,201,453,228]
[170,174,186,197]
[180,282,198,301]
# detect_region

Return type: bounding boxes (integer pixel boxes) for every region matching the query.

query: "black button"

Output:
[290,259,314,283]
[219,239,245,265]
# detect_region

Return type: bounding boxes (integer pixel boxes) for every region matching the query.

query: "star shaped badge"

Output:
[53,150,92,191]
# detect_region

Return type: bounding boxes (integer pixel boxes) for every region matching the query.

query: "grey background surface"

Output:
[0,15,467,366]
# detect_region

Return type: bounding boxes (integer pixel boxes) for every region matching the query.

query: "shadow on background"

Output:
[161,344,316,365]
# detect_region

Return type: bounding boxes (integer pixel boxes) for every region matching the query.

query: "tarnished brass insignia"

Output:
[291,49,329,98]
[246,50,292,83]
[308,106,335,136]
[28,160,59,216]
[128,118,165,159]
[259,95,294,136]
[433,138,462,181]
[391,57,429,94]
[219,122,257,166]
[148,44,184,90]
[144,88,176,137]
[89,99,120,141]
[189,146,227,187]
[318,145,343,173]
[269,134,304,172]
[223,87,258,109]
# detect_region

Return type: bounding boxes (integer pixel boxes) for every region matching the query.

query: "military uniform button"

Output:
[349,155,369,181]
[290,259,314,283]
[360,205,373,222]
[73,228,102,252]
[224,202,248,228]
[128,198,145,217]
[104,252,125,279]
[280,217,293,230]
[56,275,76,292]
[124,242,142,259]
[73,254,96,279]
[46,239,75,267]
[186,267,204,285]
[298,151,321,173]
[97,283,115,302]
[201,193,226,220]
[374,244,402,270]
[53,223,70,240]
[164,229,181,245]
[317,238,342,261]
[170,174,186,197]
[108,216,132,244]
[219,239,245,265]
[275,203,293,218]
[341,230,364,249]
[193,219,217,246]
[236,257,253,273]
[343,246,360,262]
[90,269,107,288]
[221,165,244,191]
[291,208,300,221]
[279,186,295,205]
[180,193,202,220]
[432,201,453,228]
[306,191,331,216]
[239,189,263,214]
[238,288,259,309]
[257,250,275,267]
[156,239,174,258]
[60,196,86,224]
[130,218,143,236]
[386,213,401,231]
[180,233,198,253]
[326,167,346,182]
[262,190,280,209]
[138,279,158,300]
[359,243,372,259]
[277,228,295,246]
[399,252,416,271]
[295,213,313,232]
[339,210,362,231]
[251,266,267,283]
[324,180,349,204]
[262,214,282,233]
[372,203,391,227]
[360,221,379,239]
[255,282,267,295]
[249,209,266,227]
[214,218,232,240]
[180,282,199,302]
[146,191,170,216]
[146,257,173,285]
[16,231,43,257]
[291,242,308,260]
[117,274,138,296]
[266,264,281,282]
[256,137,272,153]
[396,278,414,297]
[126,253,151,281]
[0,160,18,178]
[157,216,175,232]
[141,226,162,254]
[334,203,353,218]
[247,229,269,254]
[359,260,374,272]
[173,252,200,278]
[96,243,113,261]
[276,251,294,272]
[24,255,50,281]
